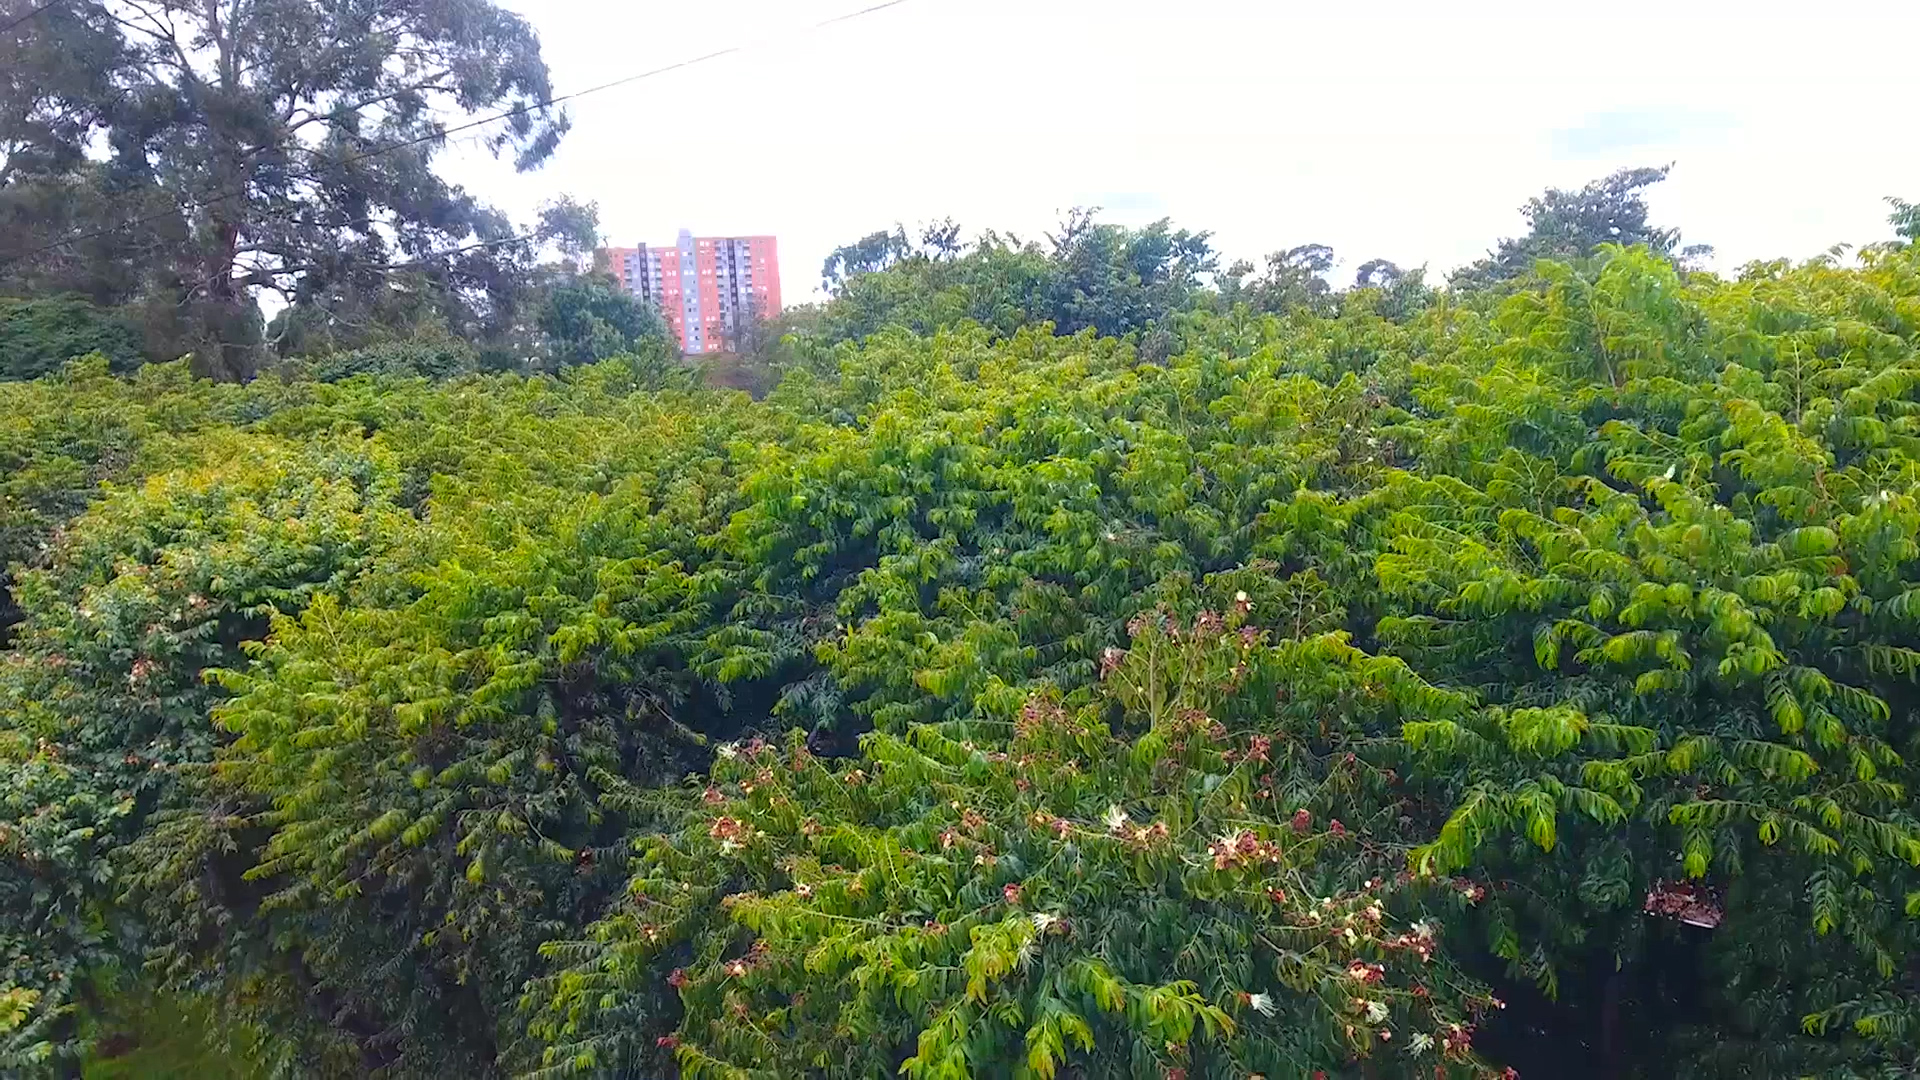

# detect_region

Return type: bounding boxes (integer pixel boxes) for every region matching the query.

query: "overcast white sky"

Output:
[446,0,1920,300]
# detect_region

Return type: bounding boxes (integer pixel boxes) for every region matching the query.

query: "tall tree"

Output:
[1450,165,1708,288]
[0,4,151,308]
[534,273,670,371]
[1219,242,1337,315]
[535,194,606,275]
[266,194,613,365]
[820,226,913,293]
[1043,209,1215,337]
[0,0,567,379]
[495,196,674,372]
[1348,258,1434,320]
[719,293,775,358]
[812,213,1219,345]
[917,217,963,260]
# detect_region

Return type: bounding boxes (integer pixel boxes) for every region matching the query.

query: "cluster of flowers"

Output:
[1208,828,1286,871]
[1643,879,1723,928]
[1220,733,1272,765]
[1419,874,1487,903]
[1015,695,1069,738]
[656,942,771,1053]
[1384,919,1438,963]
[1340,955,1504,1068]
[1098,804,1171,847]
[706,814,765,855]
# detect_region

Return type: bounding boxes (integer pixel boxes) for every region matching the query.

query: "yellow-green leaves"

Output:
[962,916,1036,1004]
[13,235,1920,1077]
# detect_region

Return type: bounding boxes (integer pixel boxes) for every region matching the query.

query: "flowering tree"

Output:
[533,612,1506,1078]
[3,218,1920,1078]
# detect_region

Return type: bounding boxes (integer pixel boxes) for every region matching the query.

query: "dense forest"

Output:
[8,2,1920,1079]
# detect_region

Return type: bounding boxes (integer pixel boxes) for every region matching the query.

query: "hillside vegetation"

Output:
[4,183,1920,1080]
[23,5,1920,1072]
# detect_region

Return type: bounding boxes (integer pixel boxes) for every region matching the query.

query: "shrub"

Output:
[0,298,144,381]
[302,339,479,382]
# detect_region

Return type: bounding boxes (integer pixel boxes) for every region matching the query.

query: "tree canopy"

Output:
[1449,165,1711,289]
[810,212,1216,346]
[0,0,568,378]
[6,163,1920,1080]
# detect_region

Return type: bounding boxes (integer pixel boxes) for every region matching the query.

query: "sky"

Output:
[445,0,1920,300]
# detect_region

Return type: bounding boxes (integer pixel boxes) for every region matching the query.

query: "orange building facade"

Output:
[602,230,781,354]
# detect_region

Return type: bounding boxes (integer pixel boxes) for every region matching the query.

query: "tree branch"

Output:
[234,232,533,288]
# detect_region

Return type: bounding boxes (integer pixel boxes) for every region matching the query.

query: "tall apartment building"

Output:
[602,231,781,354]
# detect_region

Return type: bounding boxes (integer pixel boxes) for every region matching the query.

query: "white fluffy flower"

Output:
[715,742,738,759]
[1103,804,1130,832]
[1408,1032,1435,1055]
[1031,911,1063,934]
[1248,992,1276,1017]
[1365,999,1390,1023]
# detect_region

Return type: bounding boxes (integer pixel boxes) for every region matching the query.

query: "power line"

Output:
[0,0,917,270]
[0,0,62,36]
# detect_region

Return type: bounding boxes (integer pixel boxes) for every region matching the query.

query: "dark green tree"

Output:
[534,274,671,370]
[918,217,964,260]
[536,195,609,275]
[267,195,622,368]
[300,338,478,382]
[0,296,142,380]
[1349,259,1435,321]
[1042,209,1216,336]
[1450,165,1707,288]
[814,212,1216,345]
[0,0,567,379]
[821,226,914,293]
[0,3,144,305]
[1220,242,1338,315]
[523,196,676,370]
[261,267,472,360]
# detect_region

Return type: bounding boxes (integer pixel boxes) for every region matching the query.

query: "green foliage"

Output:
[1219,243,1339,316]
[535,274,674,371]
[0,297,143,380]
[4,188,1920,1079]
[821,225,918,292]
[1890,197,1920,245]
[814,212,1215,345]
[532,616,1501,1079]
[1451,165,1707,289]
[0,358,236,641]
[300,339,480,382]
[1,0,564,379]
[0,428,406,1071]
